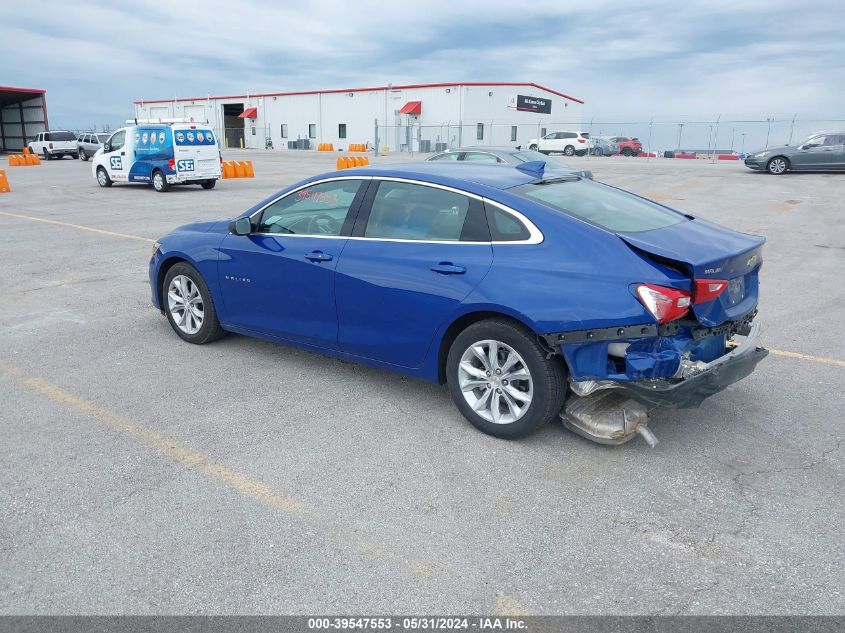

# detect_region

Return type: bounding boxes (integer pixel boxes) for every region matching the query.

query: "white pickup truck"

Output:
[28,131,79,160]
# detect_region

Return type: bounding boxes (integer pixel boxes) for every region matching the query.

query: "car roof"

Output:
[330,162,539,190]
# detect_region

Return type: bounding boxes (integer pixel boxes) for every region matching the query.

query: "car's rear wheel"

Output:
[528,144,538,151]
[767,156,788,175]
[446,319,566,439]
[564,145,575,156]
[201,179,216,189]
[594,147,604,156]
[80,150,88,161]
[96,167,112,187]
[42,149,51,161]
[162,263,226,344]
[152,169,169,192]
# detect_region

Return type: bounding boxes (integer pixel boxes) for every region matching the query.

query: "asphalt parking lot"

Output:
[1,151,843,615]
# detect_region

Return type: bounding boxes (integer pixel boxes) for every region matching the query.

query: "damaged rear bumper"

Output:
[559,317,767,410]
[617,324,768,408]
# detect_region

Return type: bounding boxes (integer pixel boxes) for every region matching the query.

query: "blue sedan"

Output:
[149,162,767,442]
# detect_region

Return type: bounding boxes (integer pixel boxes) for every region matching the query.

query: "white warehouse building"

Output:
[132,82,583,152]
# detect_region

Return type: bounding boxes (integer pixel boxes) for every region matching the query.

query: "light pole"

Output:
[765,117,772,147]
[676,123,685,151]
[741,133,746,154]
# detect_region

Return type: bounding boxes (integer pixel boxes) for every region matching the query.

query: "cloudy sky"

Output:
[3,0,844,148]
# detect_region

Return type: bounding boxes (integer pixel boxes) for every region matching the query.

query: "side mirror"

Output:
[103,143,111,152]
[801,144,811,150]
[229,217,252,235]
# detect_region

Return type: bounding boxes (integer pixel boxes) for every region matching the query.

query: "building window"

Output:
[510,126,517,142]
[540,127,547,137]
[308,124,316,139]
[476,123,484,140]
[280,124,288,138]
[338,123,347,139]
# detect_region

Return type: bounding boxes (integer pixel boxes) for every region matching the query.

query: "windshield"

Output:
[512,150,570,169]
[47,132,77,141]
[513,180,688,233]
[797,134,823,146]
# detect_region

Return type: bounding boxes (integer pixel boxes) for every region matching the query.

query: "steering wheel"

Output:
[308,213,341,235]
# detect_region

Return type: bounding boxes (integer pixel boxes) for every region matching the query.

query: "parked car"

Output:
[526,131,593,156]
[28,131,79,160]
[589,137,619,156]
[603,136,642,156]
[149,162,767,444]
[77,132,111,161]
[743,132,845,174]
[92,122,221,192]
[426,146,593,178]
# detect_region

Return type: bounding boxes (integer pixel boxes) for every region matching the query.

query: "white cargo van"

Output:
[92,120,222,192]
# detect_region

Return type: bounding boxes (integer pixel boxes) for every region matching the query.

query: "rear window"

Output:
[512,150,570,169]
[47,132,76,141]
[580,132,590,139]
[513,180,687,233]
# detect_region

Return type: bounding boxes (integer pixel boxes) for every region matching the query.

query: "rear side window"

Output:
[487,204,530,241]
[429,152,460,161]
[364,181,484,242]
[47,132,76,141]
[513,180,687,233]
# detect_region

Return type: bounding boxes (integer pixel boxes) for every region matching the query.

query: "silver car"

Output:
[77,133,111,161]
[744,132,845,174]
[426,146,593,178]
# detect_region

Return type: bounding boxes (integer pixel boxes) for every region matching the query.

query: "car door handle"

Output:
[430,262,466,275]
[305,250,333,262]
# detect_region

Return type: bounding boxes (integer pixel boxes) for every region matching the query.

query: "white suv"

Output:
[525,131,593,157]
[28,131,79,160]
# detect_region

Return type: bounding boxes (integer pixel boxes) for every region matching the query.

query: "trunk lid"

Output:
[618,218,764,326]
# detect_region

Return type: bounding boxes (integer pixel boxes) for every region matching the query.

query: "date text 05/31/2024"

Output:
[307,617,528,630]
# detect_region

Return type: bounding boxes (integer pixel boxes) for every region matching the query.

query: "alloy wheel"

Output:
[167,275,204,334]
[97,169,108,186]
[458,339,533,424]
[768,158,787,174]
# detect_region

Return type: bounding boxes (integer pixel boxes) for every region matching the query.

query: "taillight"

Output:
[49,143,53,149]
[693,279,727,304]
[577,138,586,143]
[168,158,175,170]
[635,283,691,324]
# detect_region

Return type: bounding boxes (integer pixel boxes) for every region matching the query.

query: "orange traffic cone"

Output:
[0,169,10,192]
[243,160,254,177]
[336,157,345,170]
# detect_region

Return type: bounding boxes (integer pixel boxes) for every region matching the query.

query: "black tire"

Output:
[80,150,88,161]
[72,153,79,160]
[42,149,51,161]
[446,318,567,439]
[528,144,538,151]
[622,147,633,157]
[27,146,34,155]
[594,147,604,157]
[563,145,575,156]
[201,179,216,190]
[152,169,169,192]
[767,156,789,175]
[162,262,226,345]
[96,166,112,187]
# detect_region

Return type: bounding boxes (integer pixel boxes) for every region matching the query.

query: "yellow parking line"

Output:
[769,349,845,368]
[493,592,530,616]
[0,360,440,578]
[0,210,155,243]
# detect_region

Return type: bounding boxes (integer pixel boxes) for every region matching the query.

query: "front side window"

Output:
[514,180,687,233]
[365,181,472,241]
[108,130,126,152]
[258,179,364,236]
[476,123,484,140]
[338,123,347,139]
[96,134,110,143]
[308,124,317,139]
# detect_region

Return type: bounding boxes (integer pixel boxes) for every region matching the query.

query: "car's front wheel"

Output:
[201,179,216,189]
[622,148,633,157]
[767,156,789,175]
[162,263,226,344]
[96,167,112,187]
[42,149,51,161]
[528,144,538,151]
[446,319,567,439]
[80,150,88,161]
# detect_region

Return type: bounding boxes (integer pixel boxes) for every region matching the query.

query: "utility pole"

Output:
[765,117,772,147]
[788,113,797,145]
[741,133,746,154]
[676,123,685,151]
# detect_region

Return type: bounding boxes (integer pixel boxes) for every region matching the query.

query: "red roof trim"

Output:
[133,82,583,105]
[0,85,47,94]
